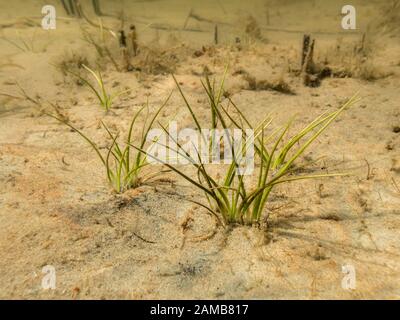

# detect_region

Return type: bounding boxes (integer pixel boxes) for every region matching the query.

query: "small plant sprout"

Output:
[47,93,172,193]
[133,75,360,226]
[70,64,127,111]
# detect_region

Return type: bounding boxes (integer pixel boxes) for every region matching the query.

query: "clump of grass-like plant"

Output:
[133,76,359,226]
[47,94,171,193]
[69,64,127,111]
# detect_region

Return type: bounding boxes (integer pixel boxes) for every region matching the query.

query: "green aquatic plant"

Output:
[133,76,359,226]
[80,25,120,72]
[1,31,36,52]
[0,29,51,53]
[172,68,227,159]
[48,94,171,193]
[70,64,127,111]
